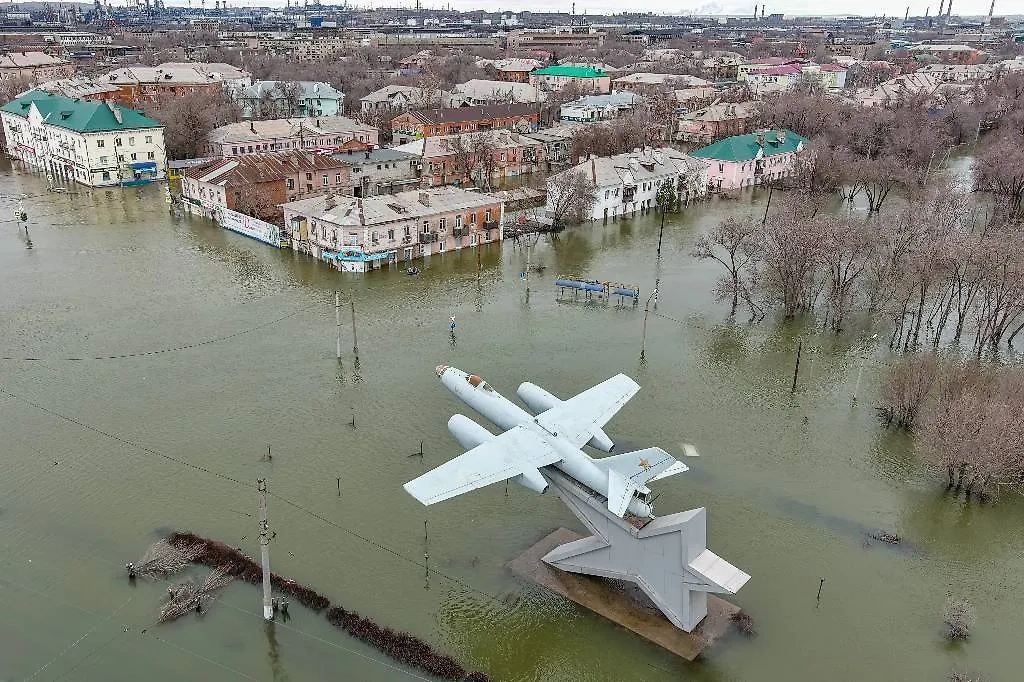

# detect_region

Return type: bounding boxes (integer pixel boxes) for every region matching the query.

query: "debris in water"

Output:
[730,611,757,635]
[132,539,203,579]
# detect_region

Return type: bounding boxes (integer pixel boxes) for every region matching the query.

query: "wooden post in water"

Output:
[791,341,802,393]
[335,291,341,360]
[816,577,825,607]
[350,299,358,355]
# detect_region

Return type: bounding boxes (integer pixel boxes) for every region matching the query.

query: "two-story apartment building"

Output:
[181,151,354,221]
[559,91,642,123]
[359,84,451,113]
[230,80,345,118]
[546,147,707,222]
[1,91,166,187]
[676,102,755,145]
[392,129,546,187]
[611,73,711,93]
[390,103,539,144]
[206,116,379,158]
[97,62,249,106]
[449,79,544,106]
[690,129,808,190]
[528,65,610,94]
[479,57,542,83]
[282,187,503,272]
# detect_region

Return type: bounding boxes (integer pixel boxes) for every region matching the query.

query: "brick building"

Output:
[390,103,539,144]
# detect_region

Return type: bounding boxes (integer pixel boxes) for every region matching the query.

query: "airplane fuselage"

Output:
[437,365,653,517]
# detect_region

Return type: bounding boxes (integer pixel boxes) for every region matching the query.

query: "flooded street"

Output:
[1,160,1021,682]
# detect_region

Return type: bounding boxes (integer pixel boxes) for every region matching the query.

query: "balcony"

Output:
[483,220,500,230]
[419,232,438,244]
[452,227,464,238]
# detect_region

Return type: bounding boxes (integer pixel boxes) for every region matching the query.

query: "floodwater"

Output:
[1,161,1020,682]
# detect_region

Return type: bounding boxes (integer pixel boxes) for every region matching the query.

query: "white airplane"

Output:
[403,366,690,519]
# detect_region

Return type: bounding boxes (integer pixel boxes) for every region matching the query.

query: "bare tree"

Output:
[142,88,241,160]
[692,216,758,313]
[943,595,976,640]
[546,169,597,227]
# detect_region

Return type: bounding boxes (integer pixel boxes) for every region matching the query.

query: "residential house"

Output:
[206,116,379,158]
[690,129,807,191]
[914,63,996,83]
[0,91,166,187]
[282,187,503,271]
[906,44,980,65]
[230,80,345,118]
[676,101,755,145]
[358,84,451,113]
[529,65,611,94]
[525,123,580,166]
[330,147,420,197]
[0,51,73,83]
[852,72,942,107]
[98,62,250,106]
[181,150,354,222]
[547,147,707,222]
[391,129,546,187]
[390,103,539,144]
[449,79,544,106]
[612,73,711,93]
[479,57,542,83]
[739,61,847,92]
[559,91,642,123]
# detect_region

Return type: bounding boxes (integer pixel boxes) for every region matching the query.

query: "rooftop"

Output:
[613,73,712,87]
[282,186,501,229]
[690,129,807,163]
[401,103,537,126]
[1,91,160,133]
[559,147,705,188]
[330,147,418,165]
[0,50,67,68]
[184,151,348,187]
[532,65,608,78]
[391,129,542,158]
[233,80,344,101]
[208,116,376,145]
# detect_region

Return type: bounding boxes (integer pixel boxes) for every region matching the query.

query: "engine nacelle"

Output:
[517,382,616,452]
[447,414,493,449]
[514,467,549,494]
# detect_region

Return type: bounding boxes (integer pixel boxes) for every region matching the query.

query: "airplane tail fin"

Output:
[594,447,688,485]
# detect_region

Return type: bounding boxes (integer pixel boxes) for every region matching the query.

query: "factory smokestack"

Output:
[753,3,757,18]
[937,0,944,16]
[925,6,929,16]
[761,4,765,18]
[946,0,952,16]
[988,0,995,24]
[904,6,909,20]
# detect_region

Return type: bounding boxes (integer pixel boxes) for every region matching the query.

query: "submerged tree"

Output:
[943,595,976,640]
[546,169,597,227]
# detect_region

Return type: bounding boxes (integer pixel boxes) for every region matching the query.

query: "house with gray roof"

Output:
[230,80,345,119]
[559,91,642,123]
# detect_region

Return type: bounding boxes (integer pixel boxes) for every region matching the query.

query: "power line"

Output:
[0,307,308,362]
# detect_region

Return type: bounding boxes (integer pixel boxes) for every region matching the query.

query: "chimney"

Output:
[777,129,786,144]
[250,120,256,133]
[756,131,765,147]
[419,191,430,207]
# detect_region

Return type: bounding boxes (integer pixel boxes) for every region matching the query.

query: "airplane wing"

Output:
[535,374,640,450]
[606,469,639,518]
[403,426,561,506]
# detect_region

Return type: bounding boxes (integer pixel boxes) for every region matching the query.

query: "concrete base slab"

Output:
[508,528,741,661]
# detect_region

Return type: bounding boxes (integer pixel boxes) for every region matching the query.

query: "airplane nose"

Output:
[435,365,449,377]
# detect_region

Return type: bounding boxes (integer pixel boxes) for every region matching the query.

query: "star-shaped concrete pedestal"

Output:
[540,469,750,632]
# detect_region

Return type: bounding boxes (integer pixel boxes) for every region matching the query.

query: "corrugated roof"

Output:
[404,103,537,126]
[282,186,500,229]
[532,65,608,78]
[690,129,807,163]
[0,91,160,133]
[184,151,350,186]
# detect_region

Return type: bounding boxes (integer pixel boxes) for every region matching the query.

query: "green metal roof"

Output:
[0,91,161,133]
[532,65,608,78]
[690,129,807,162]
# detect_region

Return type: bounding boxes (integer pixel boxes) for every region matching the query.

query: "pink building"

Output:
[206,116,379,158]
[690,129,808,190]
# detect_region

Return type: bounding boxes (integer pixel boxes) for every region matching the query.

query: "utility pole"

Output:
[257,478,273,621]
[349,299,358,355]
[335,291,341,360]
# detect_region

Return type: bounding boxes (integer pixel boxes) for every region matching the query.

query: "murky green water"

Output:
[1,161,1019,682]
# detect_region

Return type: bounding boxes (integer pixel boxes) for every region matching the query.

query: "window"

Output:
[114,137,122,146]
[145,135,152,144]
[118,154,125,162]
[147,152,154,160]
[485,209,492,222]
[377,164,382,170]
[439,218,447,231]
[322,175,329,186]
[287,178,295,190]
[96,139,105,148]
[335,174,341,183]
[128,136,135,146]
[102,171,110,181]
[388,229,395,241]
[718,163,725,172]
[455,214,462,228]
[404,226,411,237]
[605,190,610,199]
[99,155,108,165]
[306,173,312,180]
[130,153,137,161]
[422,220,430,233]
[371,231,378,242]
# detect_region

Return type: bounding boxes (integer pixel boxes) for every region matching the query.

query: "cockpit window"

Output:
[467,375,493,392]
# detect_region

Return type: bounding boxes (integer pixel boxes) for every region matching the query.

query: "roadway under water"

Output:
[1,161,1020,682]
